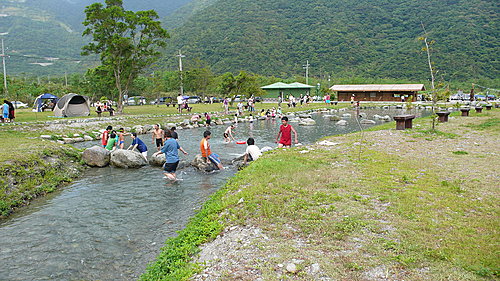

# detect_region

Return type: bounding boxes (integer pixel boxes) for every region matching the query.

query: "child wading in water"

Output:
[153,130,188,181]
[276,116,298,148]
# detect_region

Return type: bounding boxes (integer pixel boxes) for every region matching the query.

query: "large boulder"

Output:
[82,146,111,167]
[191,154,218,172]
[299,118,316,126]
[110,149,148,168]
[149,153,166,167]
[298,114,312,118]
[144,124,153,133]
[342,113,352,118]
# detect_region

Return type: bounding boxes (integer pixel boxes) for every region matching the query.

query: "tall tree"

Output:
[81,0,169,112]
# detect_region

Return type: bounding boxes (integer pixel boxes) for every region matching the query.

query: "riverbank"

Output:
[142,110,499,280]
[0,143,83,217]
[0,103,346,218]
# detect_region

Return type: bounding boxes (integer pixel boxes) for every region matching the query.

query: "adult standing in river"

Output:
[154,130,188,181]
[276,116,298,148]
[152,124,164,152]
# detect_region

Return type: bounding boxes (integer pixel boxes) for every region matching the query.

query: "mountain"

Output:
[1,0,193,75]
[160,0,499,83]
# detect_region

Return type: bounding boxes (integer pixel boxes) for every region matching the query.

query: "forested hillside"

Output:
[161,0,499,83]
[1,0,192,75]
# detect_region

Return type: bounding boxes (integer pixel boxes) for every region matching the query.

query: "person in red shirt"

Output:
[101,126,112,147]
[276,116,298,148]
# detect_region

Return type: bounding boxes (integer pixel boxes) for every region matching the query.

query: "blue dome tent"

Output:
[33,93,59,112]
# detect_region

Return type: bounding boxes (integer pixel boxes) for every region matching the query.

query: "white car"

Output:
[12,101,28,108]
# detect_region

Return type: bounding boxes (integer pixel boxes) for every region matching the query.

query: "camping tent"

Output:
[33,93,58,112]
[53,93,90,117]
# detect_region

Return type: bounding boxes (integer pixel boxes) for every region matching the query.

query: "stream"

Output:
[0,108,429,280]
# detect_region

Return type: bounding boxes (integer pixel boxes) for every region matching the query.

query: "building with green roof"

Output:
[261,82,315,98]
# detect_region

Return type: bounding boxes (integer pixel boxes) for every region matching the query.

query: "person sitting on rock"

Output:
[200,130,224,170]
[243,138,262,165]
[128,133,148,161]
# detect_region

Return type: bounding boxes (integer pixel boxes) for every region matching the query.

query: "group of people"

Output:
[98,113,299,182]
[1,100,15,123]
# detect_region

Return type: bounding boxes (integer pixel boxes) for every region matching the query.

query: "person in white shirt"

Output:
[177,94,184,113]
[243,138,262,164]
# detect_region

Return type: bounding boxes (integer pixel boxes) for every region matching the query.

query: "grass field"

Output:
[142,109,500,280]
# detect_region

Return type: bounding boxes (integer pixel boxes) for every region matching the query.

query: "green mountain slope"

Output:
[161,0,499,82]
[1,0,194,75]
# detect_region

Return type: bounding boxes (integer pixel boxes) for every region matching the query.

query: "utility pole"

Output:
[1,38,8,95]
[303,60,310,85]
[176,50,186,96]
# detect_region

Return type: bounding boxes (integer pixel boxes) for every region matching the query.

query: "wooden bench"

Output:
[460,108,470,116]
[393,114,415,130]
[436,111,450,122]
[475,107,483,113]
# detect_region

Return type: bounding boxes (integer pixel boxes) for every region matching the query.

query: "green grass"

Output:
[142,111,499,280]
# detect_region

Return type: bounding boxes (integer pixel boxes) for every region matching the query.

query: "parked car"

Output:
[152,97,174,106]
[254,96,262,102]
[12,101,28,108]
[186,96,202,104]
[127,96,146,105]
[233,95,246,102]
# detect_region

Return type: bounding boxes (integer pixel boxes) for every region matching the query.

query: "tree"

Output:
[418,22,436,90]
[81,0,169,113]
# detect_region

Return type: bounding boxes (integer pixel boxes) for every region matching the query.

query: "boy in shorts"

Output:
[200,131,224,170]
[154,130,188,181]
[276,116,298,148]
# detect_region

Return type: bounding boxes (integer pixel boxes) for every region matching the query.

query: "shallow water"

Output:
[0,108,429,280]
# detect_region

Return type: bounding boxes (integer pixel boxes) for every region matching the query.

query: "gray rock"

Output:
[336,120,348,126]
[329,115,341,121]
[286,263,298,273]
[289,117,300,123]
[299,118,316,126]
[360,119,376,124]
[382,115,392,121]
[132,125,144,134]
[149,153,166,166]
[358,112,367,118]
[261,146,273,153]
[166,123,176,129]
[83,135,94,141]
[298,114,312,118]
[144,124,153,132]
[342,113,351,118]
[110,149,148,168]
[62,138,75,144]
[40,135,52,140]
[215,120,224,125]
[82,146,111,167]
[310,263,320,274]
[183,119,190,125]
[191,154,218,172]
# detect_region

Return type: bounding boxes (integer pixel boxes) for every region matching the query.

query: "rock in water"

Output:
[298,114,312,118]
[82,146,111,167]
[149,153,166,167]
[336,120,348,126]
[191,154,218,172]
[329,115,341,121]
[110,149,147,168]
[299,118,316,126]
[132,125,144,134]
[360,119,376,124]
[342,113,351,118]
